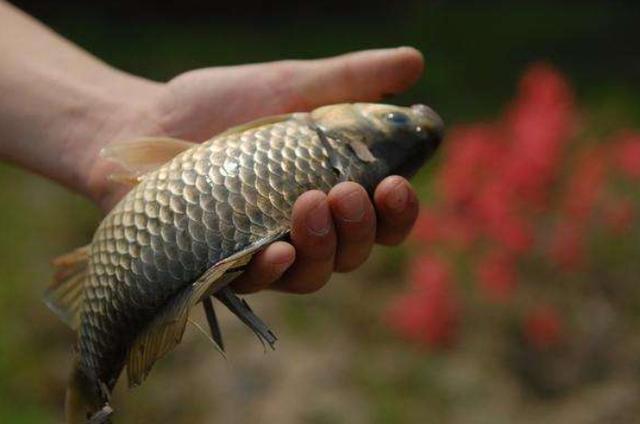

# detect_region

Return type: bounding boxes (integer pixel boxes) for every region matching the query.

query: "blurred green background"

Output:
[1,1,640,422]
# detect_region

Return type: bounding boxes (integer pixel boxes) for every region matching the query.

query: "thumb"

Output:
[159,47,424,140]
[288,47,425,109]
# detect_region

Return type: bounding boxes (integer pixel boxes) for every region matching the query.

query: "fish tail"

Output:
[65,359,113,424]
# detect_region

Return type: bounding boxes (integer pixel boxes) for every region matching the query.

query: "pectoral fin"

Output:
[107,172,145,186]
[100,137,197,184]
[125,229,287,386]
[125,257,237,387]
[348,139,377,163]
[202,296,224,352]
[215,287,277,350]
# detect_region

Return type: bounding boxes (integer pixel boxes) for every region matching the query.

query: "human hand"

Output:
[86,48,424,294]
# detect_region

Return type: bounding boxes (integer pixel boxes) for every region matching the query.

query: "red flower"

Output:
[386,295,428,343]
[411,209,441,245]
[409,255,451,291]
[411,209,477,251]
[518,63,574,110]
[439,212,478,251]
[473,182,534,253]
[613,132,640,179]
[523,305,563,350]
[387,62,639,355]
[501,62,576,212]
[386,256,459,349]
[439,125,505,207]
[548,220,584,271]
[563,146,608,224]
[603,198,634,235]
[475,250,518,303]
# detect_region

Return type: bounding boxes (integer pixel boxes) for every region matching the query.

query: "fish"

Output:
[45,102,444,423]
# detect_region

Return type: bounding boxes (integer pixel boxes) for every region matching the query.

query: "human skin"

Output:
[0,1,424,294]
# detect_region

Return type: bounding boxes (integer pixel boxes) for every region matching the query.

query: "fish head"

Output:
[310,103,444,179]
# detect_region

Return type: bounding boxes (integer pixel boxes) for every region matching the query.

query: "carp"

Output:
[45,102,444,422]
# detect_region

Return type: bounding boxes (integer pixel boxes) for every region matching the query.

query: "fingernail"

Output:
[337,189,365,222]
[307,201,331,236]
[386,180,408,213]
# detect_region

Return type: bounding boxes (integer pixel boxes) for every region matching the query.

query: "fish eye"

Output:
[384,112,411,126]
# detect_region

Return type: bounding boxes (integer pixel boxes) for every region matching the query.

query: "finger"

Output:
[374,176,419,246]
[292,47,425,109]
[161,47,424,141]
[272,191,337,294]
[327,182,376,273]
[231,241,295,294]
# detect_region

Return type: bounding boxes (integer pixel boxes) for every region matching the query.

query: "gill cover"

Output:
[310,103,444,178]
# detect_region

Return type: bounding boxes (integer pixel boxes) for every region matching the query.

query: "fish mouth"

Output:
[369,126,443,180]
[412,104,445,142]
[384,105,444,178]
[392,131,442,178]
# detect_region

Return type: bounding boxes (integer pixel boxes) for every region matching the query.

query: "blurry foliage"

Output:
[2,1,640,423]
[388,63,640,403]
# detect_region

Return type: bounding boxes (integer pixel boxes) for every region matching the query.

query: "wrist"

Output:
[78,72,165,209]
[0,1,165,210]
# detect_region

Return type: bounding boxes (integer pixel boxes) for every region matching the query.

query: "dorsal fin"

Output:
[216,113,304,138]
[44,245,90,330]
[100,137,197,184]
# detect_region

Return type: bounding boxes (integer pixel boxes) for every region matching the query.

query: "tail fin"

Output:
[65,359,112,424]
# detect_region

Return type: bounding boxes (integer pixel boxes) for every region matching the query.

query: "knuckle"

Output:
[296,234,336,261]
[338,219,375,243]
[335,244,371,273]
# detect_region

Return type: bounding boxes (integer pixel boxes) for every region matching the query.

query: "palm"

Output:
[154,63,308,142]
[90,48,425,294]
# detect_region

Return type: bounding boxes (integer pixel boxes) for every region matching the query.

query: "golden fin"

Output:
[349,139,377,163]
[45,245,90,330]
[216,113,304,138]
[51,245,89,268]
[107,172,144,186]
[125,231,287,386]
[100,137,197,181]
[187,317,226,359]
[125,257,238,387]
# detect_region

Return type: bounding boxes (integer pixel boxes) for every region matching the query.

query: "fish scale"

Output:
[81,119,358,386]
[45,102,444,422]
